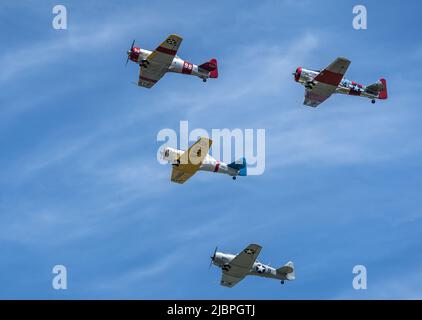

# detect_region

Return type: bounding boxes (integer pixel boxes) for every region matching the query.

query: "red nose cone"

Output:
[129,47,141,62]
[294,67,302,82]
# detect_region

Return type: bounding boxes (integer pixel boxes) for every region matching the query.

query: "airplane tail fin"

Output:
[277,261,295,281]
[378,78,388,100]
[199,58,218,78]
[228,157,247,176]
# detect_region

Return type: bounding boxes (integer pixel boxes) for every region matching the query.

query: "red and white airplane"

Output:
[126,34,218,88]
[293,57,388,107]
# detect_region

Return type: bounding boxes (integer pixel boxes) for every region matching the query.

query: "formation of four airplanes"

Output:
[126,34,388,288]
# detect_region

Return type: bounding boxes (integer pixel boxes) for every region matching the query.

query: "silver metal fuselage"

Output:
[297,68,379,100]
[162,147,239,177]
[212,252,287,280]
[132,48,211,80]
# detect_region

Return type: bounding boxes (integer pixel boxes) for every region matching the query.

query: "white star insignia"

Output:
[244,249,255,255]
[256,265,266,273]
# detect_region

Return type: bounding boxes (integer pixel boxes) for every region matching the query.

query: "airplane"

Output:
[161,137,247,184]
[293,57,388,107]
[126,34,218,88]
[210,244,295,287]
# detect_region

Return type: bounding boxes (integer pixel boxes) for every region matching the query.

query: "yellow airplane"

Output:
[161,137,247,184]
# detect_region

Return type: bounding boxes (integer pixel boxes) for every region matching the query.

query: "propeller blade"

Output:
[126,40,136,66]
[209,246,218,269]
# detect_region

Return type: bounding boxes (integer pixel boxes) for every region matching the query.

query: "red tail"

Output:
[379,78,388,100]
[199,58,218,78]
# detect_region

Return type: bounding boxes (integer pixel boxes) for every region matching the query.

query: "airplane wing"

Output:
[138,34,183,88]
[303,57,351,107]
[220,244,262,288]
[170,137,212,184]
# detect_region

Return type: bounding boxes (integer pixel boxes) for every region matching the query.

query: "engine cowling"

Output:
[162,147,182,164]
[294,67,302,82]
[128,47,141,62]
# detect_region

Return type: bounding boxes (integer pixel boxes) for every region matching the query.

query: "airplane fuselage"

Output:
[129,47,212,81]
[295,67,381,100]
[212,252,289,281]
[162,147,240,177]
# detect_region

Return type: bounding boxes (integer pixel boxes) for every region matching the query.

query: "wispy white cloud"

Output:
[334,269,422,299]
[86,251,183,296]
[0,4,192,84]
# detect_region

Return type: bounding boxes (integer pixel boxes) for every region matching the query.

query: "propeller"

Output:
[209,246,218,269]
[126,39,135,66]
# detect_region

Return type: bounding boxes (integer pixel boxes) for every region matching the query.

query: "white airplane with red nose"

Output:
[126,34,218,88]
[293,57,388,107]
[161,137,247,184]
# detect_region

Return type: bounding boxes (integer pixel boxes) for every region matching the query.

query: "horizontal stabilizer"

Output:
[277,261,295,280]
[366,78,387,99]
[199,59,218,78]
[228,157,247,176]
[366,81,383,94]
[199,60,217,72]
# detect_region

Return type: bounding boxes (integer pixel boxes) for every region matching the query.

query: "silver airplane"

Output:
[210,244,295,287]
[293,57,388,107]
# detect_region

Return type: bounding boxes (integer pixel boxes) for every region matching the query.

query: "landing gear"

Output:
[371,99,376,104]
[140,60,150,68]
[222,263,231,272]
[305,80,315,90]
[281,280,285,285]
[172,159,180,167]
[232,176,236,180]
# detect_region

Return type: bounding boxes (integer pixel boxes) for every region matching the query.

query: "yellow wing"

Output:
[170,137,212,184]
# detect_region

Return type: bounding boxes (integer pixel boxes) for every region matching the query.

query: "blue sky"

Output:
[1,0,422,299]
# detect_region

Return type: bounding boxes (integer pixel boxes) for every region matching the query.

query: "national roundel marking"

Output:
[166,38,177,46]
